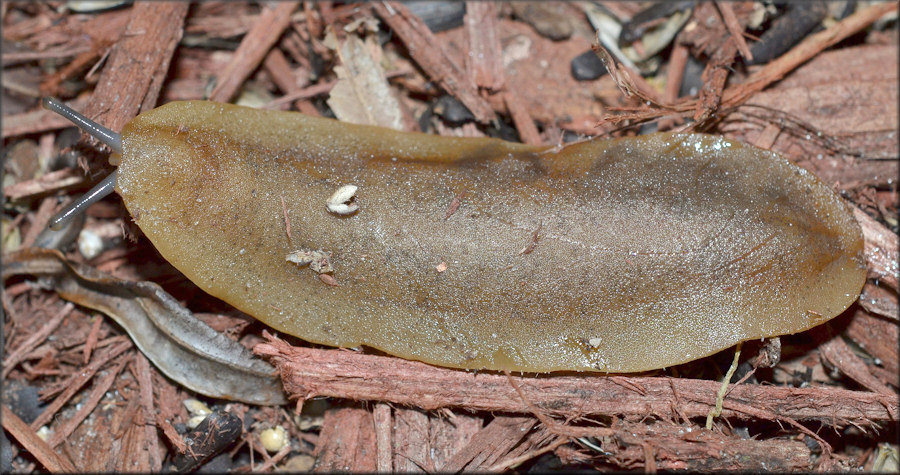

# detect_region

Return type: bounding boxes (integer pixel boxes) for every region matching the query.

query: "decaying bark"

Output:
[255,335,897,427]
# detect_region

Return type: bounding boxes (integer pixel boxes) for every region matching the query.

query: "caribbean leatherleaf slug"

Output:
[44,98,866,373]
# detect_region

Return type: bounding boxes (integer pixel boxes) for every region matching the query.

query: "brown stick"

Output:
[85,2,189,134]
[3,303,74,378]
[255,336,897,426]
[504,91,542,146]
[46,354,130,448]
[30,339,132,430]
[209,2,300,103]
[464,2,504,91]
[716,2,753,62]
[135,353,162,472]
[722,2,898,106]
[373,402,393,472]
[853,206,899,291]
[372,1,495,123]
[2,405,78,473]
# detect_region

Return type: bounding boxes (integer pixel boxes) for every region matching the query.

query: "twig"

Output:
[2,405,78,473]
[722,2,898,106]
[46,353,131,448]
[853,206,899,291]
[256,335,897,425]
[487,436,569,472]
[84,2,189,133]
[716,2,753,61]
[209,2,300,103]
[3,302,74,378]
[372,1,495,123]
[30,339,132,429]
[373,403,393,472]
[82,314,104,365]
[504,92,542,146]
[135,353,162,471]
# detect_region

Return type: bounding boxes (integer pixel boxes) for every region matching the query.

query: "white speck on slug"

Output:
[286,249,333,274]
[326,184,359,215]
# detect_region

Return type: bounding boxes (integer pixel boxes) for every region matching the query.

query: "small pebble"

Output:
[571,50,608,81]
[433,95,475,125]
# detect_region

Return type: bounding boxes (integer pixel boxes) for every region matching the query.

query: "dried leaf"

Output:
[326,30,404,130]
[3,248,287,405]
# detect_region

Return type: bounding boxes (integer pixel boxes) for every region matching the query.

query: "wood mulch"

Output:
[2,1,897,472]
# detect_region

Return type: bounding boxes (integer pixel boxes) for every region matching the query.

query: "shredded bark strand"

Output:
[256,336,897,426]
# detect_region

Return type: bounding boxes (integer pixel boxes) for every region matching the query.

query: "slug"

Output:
[43,98,866,373]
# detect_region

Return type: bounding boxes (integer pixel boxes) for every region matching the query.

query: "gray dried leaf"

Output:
[3,248,287,405]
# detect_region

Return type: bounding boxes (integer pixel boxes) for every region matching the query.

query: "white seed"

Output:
[77,229,104,259]
[183,398,212,417]
[187,414,208,430]
[326,184,359,215]
[36,426,52,441]
[260,425,289,453]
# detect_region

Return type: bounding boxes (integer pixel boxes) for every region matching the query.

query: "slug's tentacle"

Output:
[49,170,118,230]
[42,97,123,230]
[41,97,122,153]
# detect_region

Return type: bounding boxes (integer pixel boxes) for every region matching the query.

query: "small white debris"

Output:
[435,261,448,272]
[260,425,289,453]
[588,338,602,348]
[77,229,104,259]
[183,398,212,417]
[36,426,52,441]
[326,184,359,215]
[286,249,333,274]
[187,414,208,430]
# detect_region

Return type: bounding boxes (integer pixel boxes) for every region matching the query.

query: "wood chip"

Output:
[30,339,133,430]
[820,332,895,396]
[464,2,504,91]
[208,2,300,103]
[84,2,189,133]
[255,336,897,426]
[716,1,753,62]
[2,168,87,201]
[504,91,542,146]
[440,416,535,472]
[46,354,130,448]
[2,405,78,473]
[373,403,392,472]
[313,404,377,472]
[135,353,162,472]
[372,1,495,123]
[2,303,74,378]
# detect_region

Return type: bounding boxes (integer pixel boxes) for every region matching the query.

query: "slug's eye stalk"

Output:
[41,97,123,230]
[41,97,123,153]
[48,171,118,230]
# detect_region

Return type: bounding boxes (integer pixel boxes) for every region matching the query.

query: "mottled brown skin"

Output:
[115,101,865,373]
